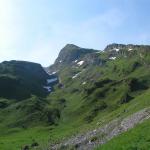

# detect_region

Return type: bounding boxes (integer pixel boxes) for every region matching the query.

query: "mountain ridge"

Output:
[0,43,150,150]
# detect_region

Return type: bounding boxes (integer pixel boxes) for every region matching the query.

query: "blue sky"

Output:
[0,0,150,66]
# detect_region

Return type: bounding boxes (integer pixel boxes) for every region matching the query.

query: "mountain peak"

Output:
[54,44,97,64]
[63,44,80,50]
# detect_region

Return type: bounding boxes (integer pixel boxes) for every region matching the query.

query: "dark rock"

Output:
[31,142,39,147]
[22,145,29,150]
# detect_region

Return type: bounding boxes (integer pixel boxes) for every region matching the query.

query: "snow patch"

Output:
[52,71,57,74]
[82,82,86,85]
[59,60,62,63]
[43,86,51,92]
[49,71,57,75]
[128,48,133,51]
[72,69,85,79]
[74,59,78,63]
[109,48,119,52]
[72,72,82,79]
[77,61,84,66]
[72,73,80,79]
[114,48,120,52]
[47,78,58,84]
[109,57,116,60]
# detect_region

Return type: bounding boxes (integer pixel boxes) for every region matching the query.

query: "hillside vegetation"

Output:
[0,44,150,150]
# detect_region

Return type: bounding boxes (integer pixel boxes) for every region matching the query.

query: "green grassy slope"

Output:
[0,44,150,149]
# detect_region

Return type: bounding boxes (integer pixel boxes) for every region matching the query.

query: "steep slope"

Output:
[48,44,100,74]
[0,60,58,100]
[45,43,150,149]
[0,44,150,150]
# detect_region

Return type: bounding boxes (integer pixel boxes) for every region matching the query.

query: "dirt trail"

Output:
[50,108,150,150]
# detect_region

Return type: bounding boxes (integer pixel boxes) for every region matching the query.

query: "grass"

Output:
[0,46,150,149]
[1,87,149,150]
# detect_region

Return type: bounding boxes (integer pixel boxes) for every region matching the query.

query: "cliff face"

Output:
[48,44,100,74]
[0,60,57,100]
[55,44,98,64]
